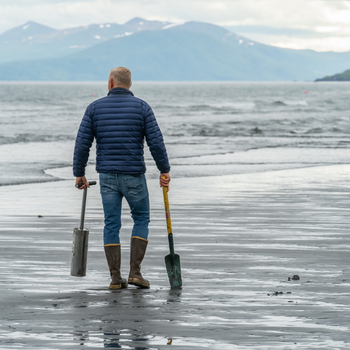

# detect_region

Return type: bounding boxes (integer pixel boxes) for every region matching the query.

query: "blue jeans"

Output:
[99,173,150,246]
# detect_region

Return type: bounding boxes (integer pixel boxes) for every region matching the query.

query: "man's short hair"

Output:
[109,67,132,87]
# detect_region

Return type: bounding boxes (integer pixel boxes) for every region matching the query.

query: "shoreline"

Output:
[2,136,350,187]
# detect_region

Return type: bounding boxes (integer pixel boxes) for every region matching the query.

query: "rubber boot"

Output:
[104,245,128,290]
[128,237,150,288]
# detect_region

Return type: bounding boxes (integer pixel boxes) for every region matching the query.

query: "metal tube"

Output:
[71,228,89,277]
[80,187,87,230]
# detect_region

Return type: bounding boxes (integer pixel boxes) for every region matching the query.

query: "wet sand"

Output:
[1,165,350,349]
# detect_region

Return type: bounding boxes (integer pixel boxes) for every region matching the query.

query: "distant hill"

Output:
[0,18,170,64]
[315,68,350,81]
[0,21,57,44]
[1,19,350,81]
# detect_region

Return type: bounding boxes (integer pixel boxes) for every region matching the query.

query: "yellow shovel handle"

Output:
[163,186,172,235]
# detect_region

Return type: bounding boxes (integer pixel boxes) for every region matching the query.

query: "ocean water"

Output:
[0,81,349,186]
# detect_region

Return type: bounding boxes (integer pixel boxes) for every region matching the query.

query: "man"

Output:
[73,67,171,290]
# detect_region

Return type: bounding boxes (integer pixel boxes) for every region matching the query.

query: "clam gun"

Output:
[71,181,97,277]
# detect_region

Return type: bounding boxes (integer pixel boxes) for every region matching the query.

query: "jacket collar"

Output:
[108,87,134,96]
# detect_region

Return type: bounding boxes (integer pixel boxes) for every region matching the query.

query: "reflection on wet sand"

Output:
[103,330,150,349]
[73,330,89,346]
[167,289,182,304]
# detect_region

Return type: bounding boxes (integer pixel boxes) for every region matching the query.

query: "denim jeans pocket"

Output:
[123,175,146,198]
[99,173,115,193]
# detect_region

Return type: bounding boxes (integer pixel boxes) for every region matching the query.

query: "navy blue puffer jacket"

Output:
[73,88,170,176]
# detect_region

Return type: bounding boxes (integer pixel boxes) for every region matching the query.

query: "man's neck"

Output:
[112,86,129,90]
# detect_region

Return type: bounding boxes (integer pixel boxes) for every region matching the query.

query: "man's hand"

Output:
[75,176,89,190]
[160,173,170,192]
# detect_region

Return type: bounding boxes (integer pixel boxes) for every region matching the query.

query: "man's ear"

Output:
[108,78,114,91]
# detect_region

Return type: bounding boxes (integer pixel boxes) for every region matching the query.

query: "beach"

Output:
[1,164,350,349]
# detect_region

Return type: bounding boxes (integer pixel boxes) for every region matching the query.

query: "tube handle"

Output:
[76,181,97,188]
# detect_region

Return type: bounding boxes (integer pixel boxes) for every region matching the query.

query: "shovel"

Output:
[162,186,182,289]
[71,181,97,277]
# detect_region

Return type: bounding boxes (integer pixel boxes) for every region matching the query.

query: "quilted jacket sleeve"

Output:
[143,102,171,174]
[73,105,95,177]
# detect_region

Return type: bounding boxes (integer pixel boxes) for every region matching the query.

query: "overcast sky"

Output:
[1,0,350,52]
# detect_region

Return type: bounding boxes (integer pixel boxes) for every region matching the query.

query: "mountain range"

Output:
[0,18,349,81]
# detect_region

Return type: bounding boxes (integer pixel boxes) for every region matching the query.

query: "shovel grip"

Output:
[163,186,173,235]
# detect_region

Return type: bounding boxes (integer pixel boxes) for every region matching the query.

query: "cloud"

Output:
[273,36,350,52]
[2,0,350,29]
[0,0,97,3]
[227,24,350,52]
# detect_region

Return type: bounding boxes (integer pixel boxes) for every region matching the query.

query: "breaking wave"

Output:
[0,133,74,145]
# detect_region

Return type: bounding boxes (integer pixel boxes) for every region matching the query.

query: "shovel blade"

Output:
[165,253,182,289]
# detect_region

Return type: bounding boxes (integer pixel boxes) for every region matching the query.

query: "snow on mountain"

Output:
[123,17,171,32]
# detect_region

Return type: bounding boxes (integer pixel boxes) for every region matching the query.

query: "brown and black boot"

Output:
[104,245,128,290]
[128,237,150,288]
